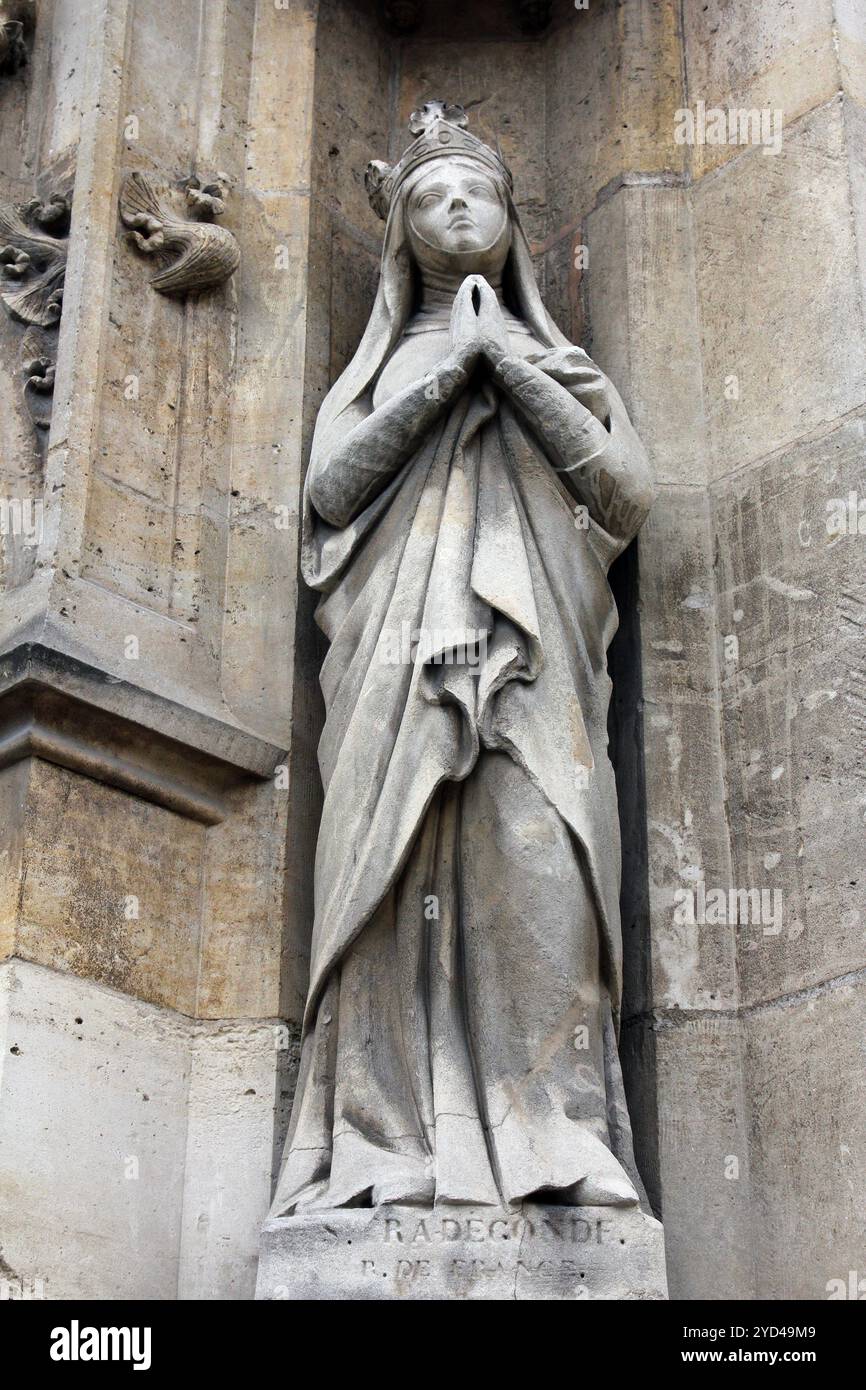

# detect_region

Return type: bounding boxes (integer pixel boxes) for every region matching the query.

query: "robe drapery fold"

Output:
[272,345,653,1216]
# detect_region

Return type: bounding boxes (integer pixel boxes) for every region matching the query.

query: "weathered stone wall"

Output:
[689,1,866,1300]
[0,0,863,1301]
[575,0,866,1299]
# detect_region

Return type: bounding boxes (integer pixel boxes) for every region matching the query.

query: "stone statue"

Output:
[272,102,655,1222]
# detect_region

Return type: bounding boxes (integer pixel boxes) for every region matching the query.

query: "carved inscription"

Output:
[355,1212,614,1287]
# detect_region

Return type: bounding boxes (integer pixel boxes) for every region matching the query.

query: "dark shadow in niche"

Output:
[607,538,661,1219]
[274,0,391,1189]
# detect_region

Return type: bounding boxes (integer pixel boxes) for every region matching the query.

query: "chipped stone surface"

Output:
[744,976,866,1300]
[0,960,282,1300]
[15,759,205,1014]
[587,187,710,488]
[712,415,866,1005]
[0,959,189,1300]
[655,1014,753,1300]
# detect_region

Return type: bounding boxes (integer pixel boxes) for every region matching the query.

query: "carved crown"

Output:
[365,101,512,221]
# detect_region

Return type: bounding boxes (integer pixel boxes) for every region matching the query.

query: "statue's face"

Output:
[406,159,510,273]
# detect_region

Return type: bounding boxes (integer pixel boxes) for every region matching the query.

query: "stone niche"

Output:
[295,0,667,1257]
[270,0,866,1302]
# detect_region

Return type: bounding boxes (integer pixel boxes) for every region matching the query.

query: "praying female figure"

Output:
[272,102,655,1216]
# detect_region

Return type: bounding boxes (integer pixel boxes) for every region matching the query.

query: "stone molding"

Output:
[0,644,284,824]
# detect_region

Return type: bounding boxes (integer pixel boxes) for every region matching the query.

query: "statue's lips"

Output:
[448,215,476,230]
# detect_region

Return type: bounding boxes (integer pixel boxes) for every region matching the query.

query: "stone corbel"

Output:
[0,190,69,432]
[119,171,240,297]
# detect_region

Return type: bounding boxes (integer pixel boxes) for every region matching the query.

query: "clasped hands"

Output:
[439,272,610,429]
[447,274,511,376]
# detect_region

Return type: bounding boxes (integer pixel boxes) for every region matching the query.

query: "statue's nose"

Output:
[449,195,468,211]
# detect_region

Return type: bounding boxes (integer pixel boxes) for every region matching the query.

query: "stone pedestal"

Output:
[256,1205,667,1301]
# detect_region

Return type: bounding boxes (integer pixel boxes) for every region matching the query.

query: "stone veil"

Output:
[271,102,656,1218]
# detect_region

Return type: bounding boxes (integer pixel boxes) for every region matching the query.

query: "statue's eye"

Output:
[469,185,494,198]
[417,191,441,208]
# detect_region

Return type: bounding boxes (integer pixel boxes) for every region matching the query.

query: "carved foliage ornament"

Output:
[0,192,69,430]
[0,194,68,325]
[119,172,240,297]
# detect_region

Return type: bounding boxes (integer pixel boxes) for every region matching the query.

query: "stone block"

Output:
[0,647,287,1019]
[587,187,710,488]
[178,1020,282,1300]
[744,974,866,1299]
[639,489,737,1012]
[15,759,205,1014]
[0,959,190,1300]
[308,0,390,238]
[655,1014,754,1299]
[712,420,866,1002]
[682,0,838,179]
[693,101,866,478]
[0,958,285,1301]
[836,0,866,106]
[640,488,720,704]
[246,0,318,192]
[545,0,685,228]
[196,779,287,1020]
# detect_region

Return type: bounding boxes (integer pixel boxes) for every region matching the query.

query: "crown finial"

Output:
[408,101,468,138]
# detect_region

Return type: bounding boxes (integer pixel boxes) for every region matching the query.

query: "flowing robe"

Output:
[271,305,654,1215]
